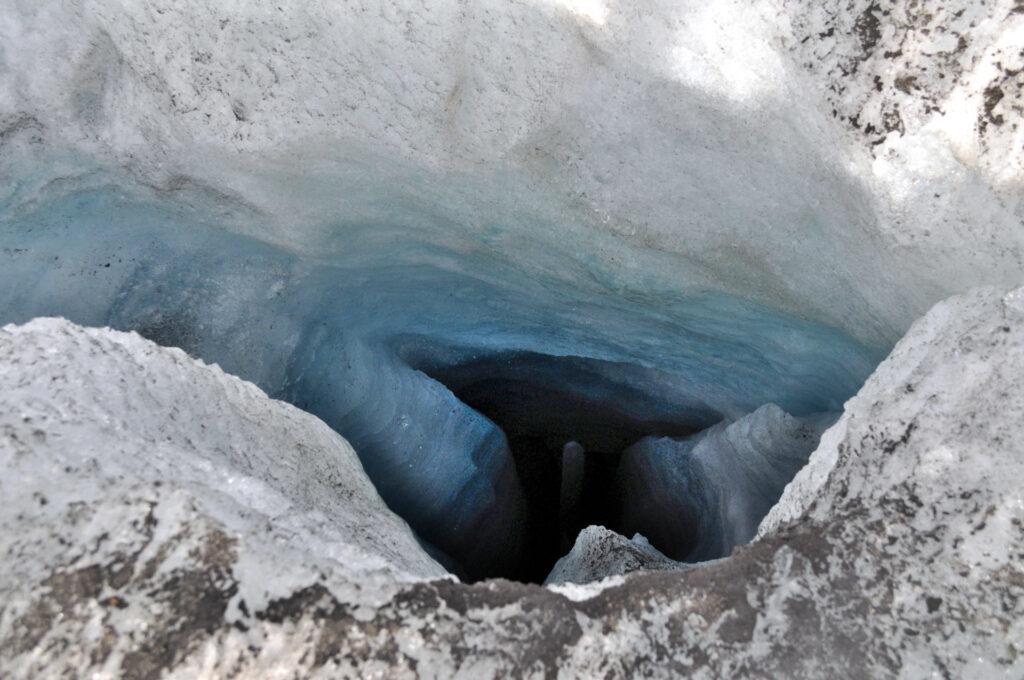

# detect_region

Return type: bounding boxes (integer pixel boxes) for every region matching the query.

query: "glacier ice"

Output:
[2,0,1018,583]
[1,0,1023,674]
[616,404,835,562]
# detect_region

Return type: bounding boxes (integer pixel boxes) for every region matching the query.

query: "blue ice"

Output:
[0,179,884,578]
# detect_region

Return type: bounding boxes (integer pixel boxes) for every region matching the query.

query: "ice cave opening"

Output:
[411,350,842,582]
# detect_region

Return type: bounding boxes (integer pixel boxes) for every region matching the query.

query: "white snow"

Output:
[0,317,446,625]
[0,1,1019,350]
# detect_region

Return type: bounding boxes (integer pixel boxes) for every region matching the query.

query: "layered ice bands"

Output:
[617,404,836,562]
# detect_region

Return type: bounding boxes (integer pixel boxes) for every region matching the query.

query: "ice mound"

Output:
[544,526,688,585]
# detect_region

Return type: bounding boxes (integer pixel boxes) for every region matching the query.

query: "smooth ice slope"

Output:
[617,404,835,561]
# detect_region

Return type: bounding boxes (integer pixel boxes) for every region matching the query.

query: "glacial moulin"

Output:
[4,287,1023,678]
[0,183,873,580]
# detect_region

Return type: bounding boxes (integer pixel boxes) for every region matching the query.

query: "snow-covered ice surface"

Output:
[1,288,1022,677]
[0,317,446,678]
[762,285,1024,539]
[0,0,1020,346]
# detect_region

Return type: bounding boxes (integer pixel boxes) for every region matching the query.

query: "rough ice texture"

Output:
[618,404,835,562]
[0,0,1020,350]
[762,284,1024,536]
[3,287,1023,677]
[543,526,688,586]
[0,318,446,678]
